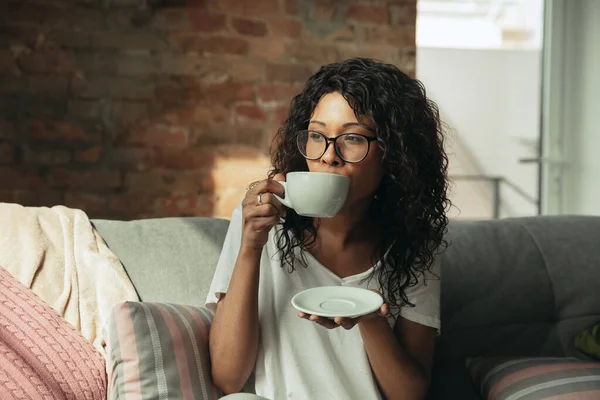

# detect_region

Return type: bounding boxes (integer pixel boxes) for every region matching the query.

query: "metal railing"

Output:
[450,174,540,219]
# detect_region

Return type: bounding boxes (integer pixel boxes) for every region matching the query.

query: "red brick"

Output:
[0,50,17,74]
[7,2,63,27]
[202,36,249,55]
[91,31,167,51]
[190,124,236,146]
[170,35,249,55]
[28,121,102,143]
[168,34,203,53]
[124,170,208,194]
[112,101,150,128]
[121,124,190,148]
[64,192,107,213]
[285,0,301,15]
[234,104,267,122]
[152,8,193,31]
[50,29,92,49]
[268,18,303,38]
[160,53,205,75]
[0,190,17,203]
[1,190,63,208]
[0,167,44,189]
[23,97,66,119]
[201,83,254,104]
[157,147,217,170]
[109,147,156,171]
[17,51,75,74]
[175,104,230,125]
[289,41,339,64]
[216,0,280,16]
[228,59,265,83]
[73,77,156,100]
[61,8,106,31]
[324,25,356,42]
[76,146,103,163]
[266,63,314,83]
[108,192,156,215]
[390,3,417,26]
[49,169,122,189]
[233,123,265,147]
[216,144,269,160]
[23,147,71,166]
[312,1,337,20]
[116,55,160,77]
[274,105,290,124]
[73,52,117,75]
[0,120,17,140]
[0,142,15,164]
[190,11,227,32]
[157,193,215,217]
[27,76,70,97]
[359,25,414,46]
[68,100,103,119]
[232,18,268,37]
[0,76,27,95]
[257,83,302,104]
[163,56,263,81]
[346,3,389,25]
[249,38,287,61]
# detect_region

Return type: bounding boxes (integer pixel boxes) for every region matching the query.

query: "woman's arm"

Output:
[209,247,262,394]
[359,316,437,400]
[209,179,286,394]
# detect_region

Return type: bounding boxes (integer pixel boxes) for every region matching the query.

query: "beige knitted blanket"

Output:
[0,203,139,359]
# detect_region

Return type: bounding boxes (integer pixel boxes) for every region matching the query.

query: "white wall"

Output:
[416,47,541,218]
[560,0,600,215]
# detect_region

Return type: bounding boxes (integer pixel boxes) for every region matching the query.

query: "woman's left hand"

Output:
[296,291,389,330]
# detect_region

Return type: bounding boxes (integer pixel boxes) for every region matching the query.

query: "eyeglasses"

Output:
[296,130,377,163]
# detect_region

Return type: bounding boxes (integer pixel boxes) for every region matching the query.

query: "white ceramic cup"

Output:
[273,172,351,218]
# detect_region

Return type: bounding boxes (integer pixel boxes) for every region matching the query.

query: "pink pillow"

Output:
[0,266,107,399]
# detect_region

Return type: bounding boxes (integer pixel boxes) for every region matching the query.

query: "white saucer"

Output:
[291,286,383,318]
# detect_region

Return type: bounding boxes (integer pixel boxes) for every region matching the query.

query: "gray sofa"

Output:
[92,215,600,399]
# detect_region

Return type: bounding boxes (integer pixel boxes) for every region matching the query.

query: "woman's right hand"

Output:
[241,177,286,252]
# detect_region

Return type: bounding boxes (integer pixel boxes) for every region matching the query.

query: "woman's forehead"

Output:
[310,93,374,130]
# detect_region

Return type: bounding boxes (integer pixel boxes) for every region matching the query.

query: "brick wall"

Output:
[0,0,416,220]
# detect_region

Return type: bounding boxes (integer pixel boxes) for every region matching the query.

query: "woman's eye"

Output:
[344,135,363,143]
[309,132,324,141]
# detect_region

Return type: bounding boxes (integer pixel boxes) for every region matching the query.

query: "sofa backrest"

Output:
[94,215,600,353]
[441,215,600,359]
[92,217,229,307]
[94,214,600,399]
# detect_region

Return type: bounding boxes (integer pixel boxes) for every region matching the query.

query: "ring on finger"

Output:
[257,193,263,205]
[246,180,261,191]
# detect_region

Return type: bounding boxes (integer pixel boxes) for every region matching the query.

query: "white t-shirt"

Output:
[205,203,441,400]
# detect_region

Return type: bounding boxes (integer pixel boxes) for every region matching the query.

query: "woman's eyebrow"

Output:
[309,120,375,132]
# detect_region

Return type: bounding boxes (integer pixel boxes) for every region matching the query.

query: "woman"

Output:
[206,58,449,400]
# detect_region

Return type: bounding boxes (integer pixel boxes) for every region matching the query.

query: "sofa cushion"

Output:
[575,322,600,360]
[106,301,220,400]
[467,356,600,399]
[431,217,600,399]
[92,217,229,307]
[0,266,107,399]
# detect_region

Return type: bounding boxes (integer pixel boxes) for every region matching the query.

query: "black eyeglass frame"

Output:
[295,130,378,164]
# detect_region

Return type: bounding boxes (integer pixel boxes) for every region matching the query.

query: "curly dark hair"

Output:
[269,58,450,314]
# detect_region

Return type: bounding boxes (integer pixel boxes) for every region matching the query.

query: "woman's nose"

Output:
[320,141,342,166]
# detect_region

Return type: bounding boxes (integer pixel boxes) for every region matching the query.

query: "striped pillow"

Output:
[467,357,600,400]
[0,265,107,399]
[106,302,221,400]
